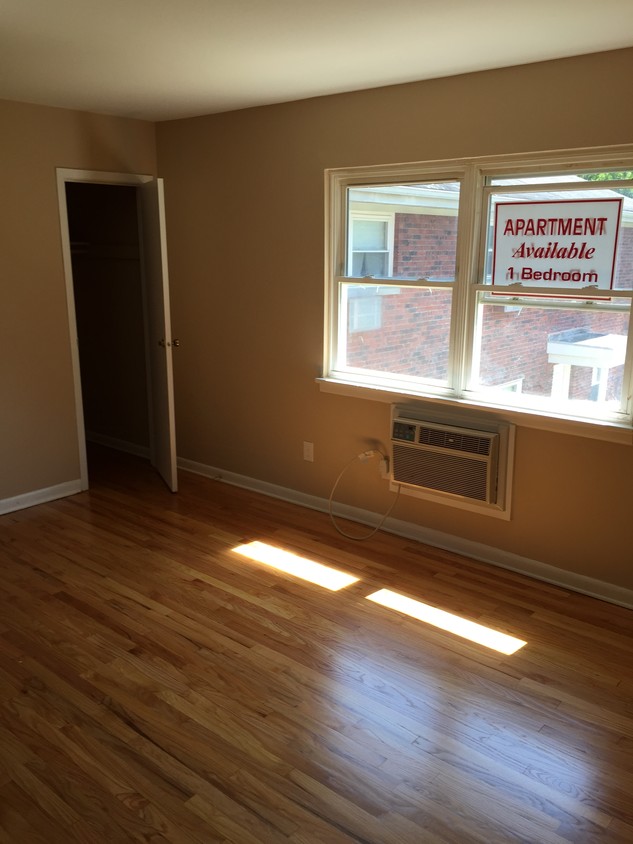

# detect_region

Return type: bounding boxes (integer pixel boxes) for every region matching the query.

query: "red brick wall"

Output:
[393,213,458,280]
[615,227,633,289]
[346,289,451,380]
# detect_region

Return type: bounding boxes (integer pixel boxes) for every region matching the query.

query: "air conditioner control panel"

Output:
[392,420,417,442]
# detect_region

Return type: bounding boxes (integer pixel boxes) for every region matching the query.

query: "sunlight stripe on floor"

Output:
[233,541,359,591]
[366,588,527,654]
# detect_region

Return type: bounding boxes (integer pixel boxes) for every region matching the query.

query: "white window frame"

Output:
[322,146,633,442]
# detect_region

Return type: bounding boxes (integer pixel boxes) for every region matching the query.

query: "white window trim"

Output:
[322,145,633,443]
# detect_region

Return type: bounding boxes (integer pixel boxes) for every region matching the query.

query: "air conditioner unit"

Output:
[391,413,501,504]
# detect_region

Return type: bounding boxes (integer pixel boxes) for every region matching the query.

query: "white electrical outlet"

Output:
[303,441,314,462]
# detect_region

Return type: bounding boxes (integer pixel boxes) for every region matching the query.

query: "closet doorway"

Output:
[58,170,178,492]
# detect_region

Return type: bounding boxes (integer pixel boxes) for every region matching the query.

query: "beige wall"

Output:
[0,99,156,498]
[157,49,633,590]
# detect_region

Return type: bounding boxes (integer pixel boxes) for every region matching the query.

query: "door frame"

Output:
[57,168,160,490]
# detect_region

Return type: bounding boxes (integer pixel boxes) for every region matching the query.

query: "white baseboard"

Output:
[0,479,83,516]
[178,456,633,610]
[86,432,150,459]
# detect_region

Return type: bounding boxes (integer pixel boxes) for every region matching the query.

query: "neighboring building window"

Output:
[324,152,633,428]
[348,213,394,278]
[344,213,395,334]
[348,287,382,332]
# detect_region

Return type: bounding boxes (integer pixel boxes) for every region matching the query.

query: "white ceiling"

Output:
[2,0,633,122]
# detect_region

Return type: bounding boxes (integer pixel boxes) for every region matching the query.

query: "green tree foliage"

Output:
[582,171,633,198]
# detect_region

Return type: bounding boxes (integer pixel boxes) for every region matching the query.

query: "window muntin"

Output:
[326,155,633,428]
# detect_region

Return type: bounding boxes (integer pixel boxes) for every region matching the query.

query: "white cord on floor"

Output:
[328,450,401,541]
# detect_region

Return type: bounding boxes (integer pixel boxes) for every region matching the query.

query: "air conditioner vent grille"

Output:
[393,443,490,501]
[418,426,492,456]
[391,414,501,504]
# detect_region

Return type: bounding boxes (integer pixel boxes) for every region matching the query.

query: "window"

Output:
[324,150,633,431]
[348,288,382,332]
[348,213,394,278]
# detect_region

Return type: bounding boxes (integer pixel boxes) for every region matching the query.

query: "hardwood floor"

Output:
[0,448,632,843]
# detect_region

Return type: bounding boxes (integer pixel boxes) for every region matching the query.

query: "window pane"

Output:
[353,219,387,250]
[491,172,633,188]
[490,175,588,186]
[340,284,452,383]
[484,179,633,291]
[352,251,388,277]
[349,293,382,332]
[471,300,630,411]
[348,183,460,280]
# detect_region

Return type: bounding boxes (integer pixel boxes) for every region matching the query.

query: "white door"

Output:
[139,178,178,492]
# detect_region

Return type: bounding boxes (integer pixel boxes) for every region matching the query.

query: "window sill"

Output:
[317,376,633,445]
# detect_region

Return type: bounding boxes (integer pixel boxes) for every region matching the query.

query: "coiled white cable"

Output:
[328,450,401,541]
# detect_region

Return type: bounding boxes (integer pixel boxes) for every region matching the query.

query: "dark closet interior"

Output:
[66,183,150,460]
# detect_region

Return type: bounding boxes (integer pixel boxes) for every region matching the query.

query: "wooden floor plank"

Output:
[0,445,632,842]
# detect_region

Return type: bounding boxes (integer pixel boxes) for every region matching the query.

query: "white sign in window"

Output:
[492,198,623,290]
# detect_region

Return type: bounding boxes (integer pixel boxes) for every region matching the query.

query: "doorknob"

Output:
[158,339,181,347]
[172,339,181,347]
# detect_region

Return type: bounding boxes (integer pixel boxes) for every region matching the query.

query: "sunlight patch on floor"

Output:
[366,589,527,654]
[232,541,360,591]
